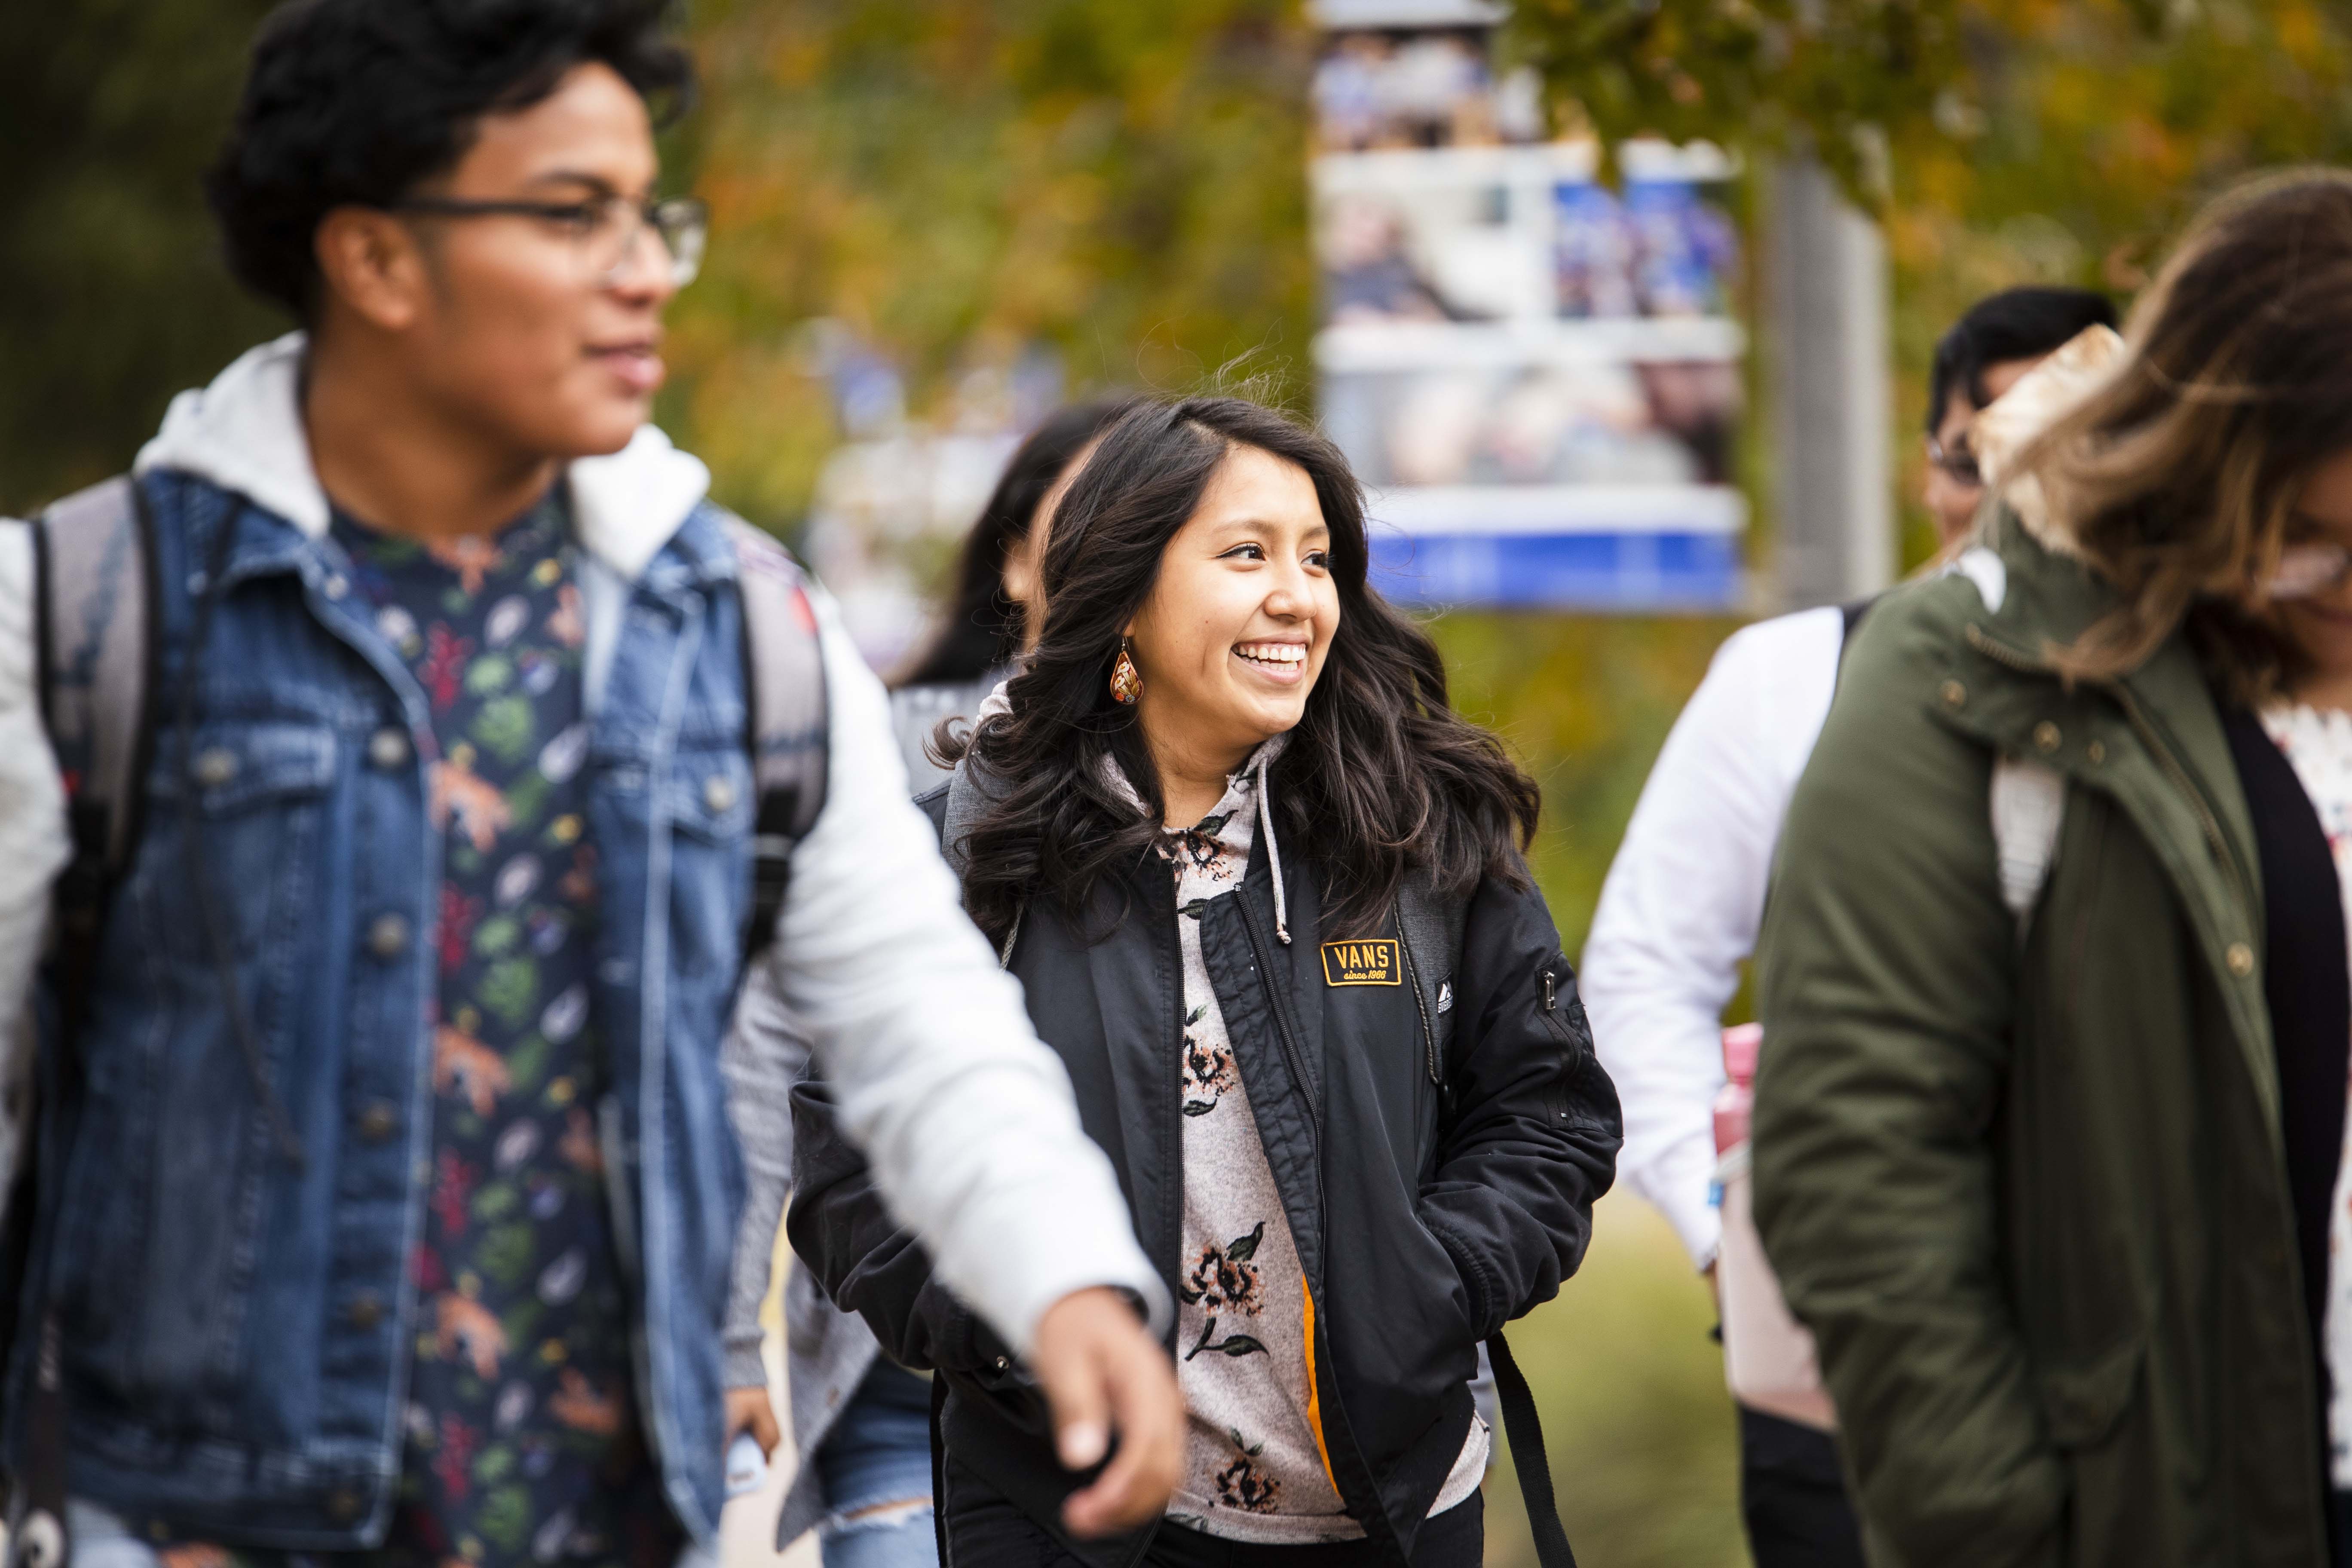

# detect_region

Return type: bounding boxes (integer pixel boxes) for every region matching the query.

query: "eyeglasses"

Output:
[389,193,708,288]
[1925,434,1983,488]
[2265,541,2352,601]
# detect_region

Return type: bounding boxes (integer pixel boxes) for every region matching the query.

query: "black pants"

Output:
[941,1456,1482,1568]
[1739,1406,1864,1568]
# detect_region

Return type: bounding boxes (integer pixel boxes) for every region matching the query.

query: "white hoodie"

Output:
[1580,325,2127,1273]
[0,334,1167,1354]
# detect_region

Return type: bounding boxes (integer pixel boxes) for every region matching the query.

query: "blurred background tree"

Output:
[0,0,283,514]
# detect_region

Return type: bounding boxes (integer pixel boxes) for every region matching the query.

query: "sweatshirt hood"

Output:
[1970,322,2128,558]
[132,332,712,582]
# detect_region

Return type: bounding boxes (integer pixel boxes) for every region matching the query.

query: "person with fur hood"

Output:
[1754,170,2352,1565]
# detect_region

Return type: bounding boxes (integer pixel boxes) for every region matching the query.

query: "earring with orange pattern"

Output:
[1109,638,1142,705]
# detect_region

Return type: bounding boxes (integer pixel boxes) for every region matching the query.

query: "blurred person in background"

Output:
[1579,283,2113,1568]
[0,1,1183,1562]
[1922,287,2122,545]
[888,399,1136,785]
[1754,169,2352,1565]
[790,395,1620,1568]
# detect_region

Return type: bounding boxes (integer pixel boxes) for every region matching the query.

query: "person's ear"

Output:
[314,207,432,333]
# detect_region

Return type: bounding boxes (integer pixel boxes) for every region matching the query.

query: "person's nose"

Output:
[1261,561,1313,622]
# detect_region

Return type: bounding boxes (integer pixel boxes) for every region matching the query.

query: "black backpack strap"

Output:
[724,517,829,964]
[1833,593,1880,687]
[5,474,155,1568]
[1486,1330,1578,1568]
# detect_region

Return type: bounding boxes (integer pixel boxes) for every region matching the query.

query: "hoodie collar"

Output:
[132,332,712,582]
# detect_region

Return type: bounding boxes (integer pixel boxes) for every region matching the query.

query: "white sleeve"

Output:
[1580,608,1842,1270]
[765,585,1168,1355]
[0,523,71,1190]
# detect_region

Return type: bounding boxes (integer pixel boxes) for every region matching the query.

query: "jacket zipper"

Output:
[1238,899,1324,1141]
[1395,910,1442,1086]
[1963,623,2256,922]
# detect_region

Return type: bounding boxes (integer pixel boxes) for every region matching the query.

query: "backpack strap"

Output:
[33,475,159,1021]
[5,474,154,1568]
[1486,1330,1579,1568]
[723,517,829,964]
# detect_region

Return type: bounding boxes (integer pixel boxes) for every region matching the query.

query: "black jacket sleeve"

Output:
[1417,869,1622,1340]
[786,1076,1011,1375]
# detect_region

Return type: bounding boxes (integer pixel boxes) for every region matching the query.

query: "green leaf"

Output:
[465,655,513,696]
[1182,1099,1218,1117]
[477,1221,535,1288]
[1214,1335,1267,1357]
[473,914,520,957]
[1225,1221,1265,1262]
[472,695,536,764]
[480,958,538,1028]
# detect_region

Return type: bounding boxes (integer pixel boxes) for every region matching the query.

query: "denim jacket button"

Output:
[703,775,738,814]
[192,747,239,789]
[356,1102,398,1142]
[327,1488,363,1523]
[368,728,411,771]
[346,1292,384,1330]
[366,913,411,959]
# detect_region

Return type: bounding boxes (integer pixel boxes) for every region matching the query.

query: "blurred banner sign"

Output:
[1310,0,1749,611]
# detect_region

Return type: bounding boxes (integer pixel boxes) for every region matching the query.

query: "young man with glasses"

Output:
[1921,288,2121,547]
[1580,284,2116,1567]
[0,3,1177,1564]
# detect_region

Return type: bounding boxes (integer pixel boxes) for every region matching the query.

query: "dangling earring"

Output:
[1110,640,1142,705]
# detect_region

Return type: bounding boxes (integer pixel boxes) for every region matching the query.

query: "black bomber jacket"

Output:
[787,778,1620,1568]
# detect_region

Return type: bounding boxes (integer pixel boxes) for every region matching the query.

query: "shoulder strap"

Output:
[1832,592,1881,689]
[7,474,153,1568]
[32,475,158,1029]
[1487,1330,1579,1568]
[724,517,829,965]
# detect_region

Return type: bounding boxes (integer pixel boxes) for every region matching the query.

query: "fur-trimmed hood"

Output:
[132,331,711,582]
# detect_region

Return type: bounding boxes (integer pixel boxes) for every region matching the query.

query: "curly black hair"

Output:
[206,0,694,320]
[942,395,1543,943]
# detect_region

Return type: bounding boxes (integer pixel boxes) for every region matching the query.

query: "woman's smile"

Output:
[1233,639,1310,683]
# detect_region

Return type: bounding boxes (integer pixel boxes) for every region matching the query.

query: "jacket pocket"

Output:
[57,721,339,1408]
[132,719,339,962]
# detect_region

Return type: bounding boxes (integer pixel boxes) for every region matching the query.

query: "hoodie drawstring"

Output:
[1254,747,1289,945]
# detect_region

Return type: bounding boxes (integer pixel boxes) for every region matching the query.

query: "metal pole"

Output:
[1767,155,1893,609]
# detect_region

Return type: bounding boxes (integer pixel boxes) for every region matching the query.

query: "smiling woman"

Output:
[944,395,1542,946]
[788,390,1623,1568]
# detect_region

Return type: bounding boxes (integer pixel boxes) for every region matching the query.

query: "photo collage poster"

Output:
[1311,0,1749,609]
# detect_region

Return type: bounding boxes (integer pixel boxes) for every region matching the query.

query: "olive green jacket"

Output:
[1752,507,2330,1567]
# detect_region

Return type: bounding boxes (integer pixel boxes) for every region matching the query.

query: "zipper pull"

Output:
[1542,970,1558,1011]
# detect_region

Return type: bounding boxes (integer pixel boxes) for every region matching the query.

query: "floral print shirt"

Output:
[2260,704,2352,1489]
[163,495,678,1568]
[1130,740,1486,1544]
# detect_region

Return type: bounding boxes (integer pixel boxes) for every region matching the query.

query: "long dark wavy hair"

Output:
[940,394,1541,940]
[892,398,1139,690]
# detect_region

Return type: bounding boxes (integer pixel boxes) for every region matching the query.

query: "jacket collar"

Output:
[131,332,712,583]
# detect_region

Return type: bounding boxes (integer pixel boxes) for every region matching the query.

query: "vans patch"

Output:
[1320,939,1401,987]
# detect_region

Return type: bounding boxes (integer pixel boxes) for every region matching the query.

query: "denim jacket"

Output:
[21,461,755,1547]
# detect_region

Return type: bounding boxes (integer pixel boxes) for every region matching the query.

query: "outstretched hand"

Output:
[1028,1286,1184,1538]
